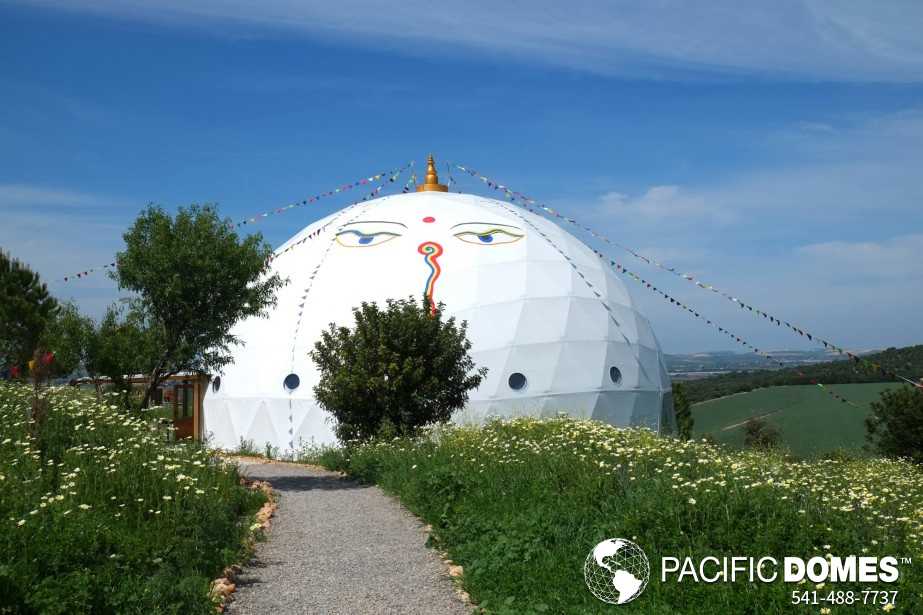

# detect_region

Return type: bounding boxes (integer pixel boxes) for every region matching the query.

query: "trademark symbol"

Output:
[900,557,912,565]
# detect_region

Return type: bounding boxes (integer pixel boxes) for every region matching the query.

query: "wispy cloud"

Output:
[576,108,923,351]
[0,183,114,209]
[0,183,132,318]
[797,234,923,280]
[19,1,923,81]
[593,108,923,233]
[597,186,722,223]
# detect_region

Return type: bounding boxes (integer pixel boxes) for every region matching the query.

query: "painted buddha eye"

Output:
[335,230,400,247]
[453,222,524,246]
[335,221,406,247]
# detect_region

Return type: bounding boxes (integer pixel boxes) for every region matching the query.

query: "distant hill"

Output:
[680,345,923,404]
[666,349,858,376]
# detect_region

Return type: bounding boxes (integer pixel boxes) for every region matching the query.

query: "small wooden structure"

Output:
[74,372,209,441]
[154,374,208,440]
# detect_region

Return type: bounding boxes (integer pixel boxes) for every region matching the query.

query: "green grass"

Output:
[141,405,175,421]
[0,383,266,614]
[305,418,923,614]
[691,383,901,457]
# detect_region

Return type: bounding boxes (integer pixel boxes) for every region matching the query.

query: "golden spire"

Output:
[416,154,448,192]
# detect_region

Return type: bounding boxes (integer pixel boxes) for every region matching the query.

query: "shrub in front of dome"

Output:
[310,296,487,442]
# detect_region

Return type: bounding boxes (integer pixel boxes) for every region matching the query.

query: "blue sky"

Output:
[2,1,922,353]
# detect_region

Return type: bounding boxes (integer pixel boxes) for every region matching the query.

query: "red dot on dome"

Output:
[423,216,436,223]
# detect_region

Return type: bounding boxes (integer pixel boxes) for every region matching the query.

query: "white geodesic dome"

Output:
[203,190,672,452]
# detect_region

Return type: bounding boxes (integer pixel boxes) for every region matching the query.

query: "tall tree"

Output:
[112,204,283,407]
[44,301,95,378]
[0,250,58,373]
[311,296,487,442]
[673,382,694,440]
[82,302,163,405]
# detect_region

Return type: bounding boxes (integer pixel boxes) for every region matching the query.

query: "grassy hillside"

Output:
[692,383,901,456]
[682,344,923,404]
[0,383,266,614]
[306,418,923,614]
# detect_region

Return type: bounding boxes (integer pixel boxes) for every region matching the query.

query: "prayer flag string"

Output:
[401,161,417,193]
[483,196,658,386]
[454,163,917,387]
[268,166,409,264]
[445,162,458,192]
[231,161,413,229]
[604,256,858,406]
[490,190,860,407]
[56,162,412,284]
[287,164,410,363]
[60,262,118,283]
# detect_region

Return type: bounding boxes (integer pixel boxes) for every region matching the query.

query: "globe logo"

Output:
[584,538,651,604]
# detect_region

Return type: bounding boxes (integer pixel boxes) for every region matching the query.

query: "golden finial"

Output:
[416,154,448,192]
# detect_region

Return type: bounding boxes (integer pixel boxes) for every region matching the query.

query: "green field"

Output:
[692,382,901,456]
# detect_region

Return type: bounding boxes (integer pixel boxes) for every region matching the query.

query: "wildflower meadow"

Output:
[308,418,923,614]
[0,383,265,614]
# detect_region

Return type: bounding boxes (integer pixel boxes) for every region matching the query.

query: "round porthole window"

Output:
[609,366,622,385]
[508,372,527,391]
[283,373,300,391]
[212,376,221,393]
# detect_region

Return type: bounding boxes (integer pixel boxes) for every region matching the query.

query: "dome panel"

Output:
[512,297,571,345]
[550,341,608,392]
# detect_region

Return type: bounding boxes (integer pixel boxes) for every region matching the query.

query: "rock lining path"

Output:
[229,460,470,615]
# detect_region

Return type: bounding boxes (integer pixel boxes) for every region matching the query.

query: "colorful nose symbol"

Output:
[418,241,443,313]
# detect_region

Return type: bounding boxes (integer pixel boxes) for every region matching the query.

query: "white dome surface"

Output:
[203,191,673,452]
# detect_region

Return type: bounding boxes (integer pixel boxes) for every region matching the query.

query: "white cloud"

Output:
[797,234,923,279]
[0,183,110,208]
[598,185,719,222]
[593,108,923,234]
[18,0,923,81]
[573,109,923,351]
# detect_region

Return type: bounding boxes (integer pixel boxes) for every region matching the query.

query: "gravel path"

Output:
[228,460,470,615]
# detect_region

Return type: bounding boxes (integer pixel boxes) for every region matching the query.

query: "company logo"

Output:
[584,538,651,604]
[660,555,904,584]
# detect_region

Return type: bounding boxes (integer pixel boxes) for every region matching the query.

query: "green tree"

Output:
[743,417,781,450]
[112,204,283,407]
[311,297,487,442]
[83,302,163,405]
[673,382,694,440]
[0,250,58,372]
[44,302,96,378]
[865,385,923,463]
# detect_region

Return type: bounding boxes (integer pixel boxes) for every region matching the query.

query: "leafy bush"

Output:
[310,297,486,441]
[866,385,923,462]
[318,419,923,614]
[0,383,265,614]
[231,438,260,457]
[298,443,351,472]
[742,417,781,450]
[42,301,95,378]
